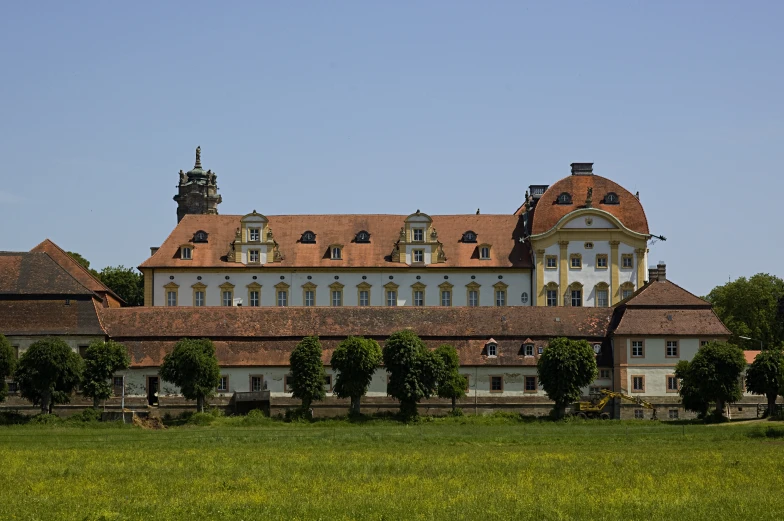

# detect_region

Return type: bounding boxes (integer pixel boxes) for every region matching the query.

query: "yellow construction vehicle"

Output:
[573,389,658,420]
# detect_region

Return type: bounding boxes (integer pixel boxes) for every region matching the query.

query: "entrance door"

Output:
[147,376,159,406]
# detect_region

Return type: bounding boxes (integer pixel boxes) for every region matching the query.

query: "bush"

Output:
[206,406,225,418]
[68,408,101,423]
[29,413,62,425]
[284,407,310,423]
[242,409,269,425]
[448,408,464,417]
[748,425,784,439]
[186,412,215,426]
[0,411,29,425]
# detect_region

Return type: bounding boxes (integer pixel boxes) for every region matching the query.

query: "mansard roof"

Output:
[140,213,532,270]
[0,252,97,296]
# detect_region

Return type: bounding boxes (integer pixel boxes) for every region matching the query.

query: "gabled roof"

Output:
[0,299,105,336]
[30,239,124,303]
[139,213,532,270]
[621,279,711,308]
[0,252,96,296]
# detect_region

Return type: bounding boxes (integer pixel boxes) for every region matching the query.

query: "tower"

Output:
[173,146,223,223]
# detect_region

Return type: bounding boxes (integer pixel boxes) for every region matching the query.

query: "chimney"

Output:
[570,163,593,175]
[150,246,160,256]
[648,267,658,284]
[656,262,667,282]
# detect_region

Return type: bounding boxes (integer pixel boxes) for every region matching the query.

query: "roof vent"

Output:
[150,246,160,256]
[570,163,594,175]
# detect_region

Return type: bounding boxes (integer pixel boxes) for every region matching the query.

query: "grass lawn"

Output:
[1,415,783,520]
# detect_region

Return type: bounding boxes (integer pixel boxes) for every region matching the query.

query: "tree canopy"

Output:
[81,340,130,409]
[289,336,326,412]
[706,273,784,349]
[159,338,221,413]
[382,330,444,418]
[330,336,382,415]
[14,337,83,413]
[99,266,144,306]
[745,348,784,417]
[0,334,17,402]
[676,341,746,419]
[536,337,597,418]
[434,344,467,412]
[67,251,100,278]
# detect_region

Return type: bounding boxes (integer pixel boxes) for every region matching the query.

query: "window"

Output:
[604,192,619,204]
[634,409,644,419]
[359,290,369,306]
[538,346,544,354]
[487,343,497,357]
[546,289,558,307]
[222,290,233,306]
[632,375,645,393]
[462,231,477,243]
[495,289,506,307]
[667,375,679,392]
[331,246,342,260]
[584,242,594,250]
[599,369,611,379]
[167,291,177,307]
[468,290,479,307]
[249,291,259,307]
[8,381,19,394]
[524,344,534,356]
[181,247,192,260]
[570,254,582,269]
[463,374,471,392]
[490,376,503,392]
[323,375,333,392]
[194,291,205,307]
[193,230,208,243]
[78,345,89,358]
[301,231,316,243]
[250,376,264,392]
[479,246,491,260]
[284,375,293,392]
[621,286,634,300]
[386,290,397,306]
[412,228,424,242]
[248,228,260,242]
[668,409,679,420]
[413,290,424,306]
[545,255,557,269]
[596,289,609,308]
[355,230,370,243]
[524,376,537,392]
[621,254,634,269]
[631,340,644,358]
[413,249,424,263]
[331,289,343,307]
[596,254,608,268]
[248,250,260,263]
[441,290,452,307]
[666,340,679,358]
[556,192,572,205]
[700,340,710,347]
[589,386,601,395]
[217,376,228,392]
[571,289,582,307]
[277,290,288,307]
[112,376,124,396]
[304,290,315,307]
[521,292,529,304]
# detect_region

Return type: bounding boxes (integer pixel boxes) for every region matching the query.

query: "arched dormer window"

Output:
[604,192,619,205]
[462,231,477,243]
[485,339,498,357]
[355,230,371,243]
[301,231,316,244]
[557,192,572,205]
[193,230,209,243]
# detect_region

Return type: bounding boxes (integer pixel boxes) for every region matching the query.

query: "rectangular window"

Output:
[413,249,424,263]
[524,344,534,356]
[487,344,497,356]
[249,228,260,241]
[570,255,582,269]
[304,290,315,307]
[331,247,342,260]
[112,376,123,396]
[634,409,644,419]
[622,254,634,269]
[413,228,424,242]
[78,345,89,358]
[589,386,601,395]
[331,290,343,307]
[468,290,479,307]
[622,288,634,300]
[599,369,611,379]
[462,374,470,392]
[546,289,557,307]
[251,376,263,392]
[249,250,260,263]
[249,291,259,307]
[596,289,608,307]
[545,255,557,269]
[222,291,233,306]
[181,247,192,260]
[413,290,424,306]
[323,375,332,393]
[632,375,645,392]
[631,340,644,358]
[167,291,177,307]
[524,376,537,392]
[359,290,369,306]
[538,346,544,354]
[668,409,679,420]
[495,290,506,307]
[666,340,679,358]
[480,246,490,260]
[571,290,582,307]
[596,254,608,268]
[7,381,18,394]
[195,291,205,307]
[667,375,679,392]
[284,375,293,392]
[441,290,451,307]
[700,340,710,347]
[217,376,228,392]
[386,290,397,307]
[277,290,288,307]
[490,376,503,392]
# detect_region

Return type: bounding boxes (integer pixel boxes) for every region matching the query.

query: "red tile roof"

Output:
[0,299,105,336]
[744,351,760,364]
[613,308,731,336]
[139,214,532,270]
[0,252,97,296]
[622,280,711,308]
[525,174,649,235]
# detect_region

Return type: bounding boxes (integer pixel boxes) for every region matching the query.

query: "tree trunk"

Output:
[768,393,778,418]
[41,390,51,414]
[451,396,456,412]
[350,396,361,416]
[196,395,204,413]
[93,395,100,410]
[715,398,725,419]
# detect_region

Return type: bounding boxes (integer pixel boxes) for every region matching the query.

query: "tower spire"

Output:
[194,146,202,169]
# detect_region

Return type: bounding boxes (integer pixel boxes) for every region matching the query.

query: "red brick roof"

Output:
[0,252,97,296]
[744,351,760,364]
[613,309,731,336]
[623,280,710,308]
[526,175,649,235]
[139,213,532,270]
[0,299,105,336]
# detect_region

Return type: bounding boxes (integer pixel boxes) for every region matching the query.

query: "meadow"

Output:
[0,414,783,521]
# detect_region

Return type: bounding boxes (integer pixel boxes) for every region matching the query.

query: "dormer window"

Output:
[412,228,424,242]
[462,231,477,243]
[331,246,342,260]
[487,343,497,357]
[523,344,534,356]
[557,192,573,205]
[355,230,370,243]
[248,250,260,263]
[248,228,260,242]
[181,246,192,260]
[479,245,491,260]
[301,231,316,244]
[604,192,619,204]
[193,230,209,243]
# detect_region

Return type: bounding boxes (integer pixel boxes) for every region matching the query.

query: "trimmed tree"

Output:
[14,337,83,414]
[0,335,17,402]
[382,330,444,418]
[159,338,221,413]
[676,341,746,419]
[81,340,131,409]
[537,337,597,418]
[745,348,784,417]
[330,336,382,416]
[434,344,467,412]
[289,336,326,412]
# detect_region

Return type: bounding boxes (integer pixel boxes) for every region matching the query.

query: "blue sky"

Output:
[1,2,781,296]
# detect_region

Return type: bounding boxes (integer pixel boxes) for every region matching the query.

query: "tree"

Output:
[745,348,784,417]
[81,340,130,409]
[159,338,220,413]
[289,336,326,412]
[706,274,784,349]
[434,344,467,412]
[676,341,746,419]
[536,337,597,418]
[330,336,382,415]
[67,251,100,278]
[0,335,17,402]
[382,330,444,418]
[99,266,145,306]
[14,337,83,414]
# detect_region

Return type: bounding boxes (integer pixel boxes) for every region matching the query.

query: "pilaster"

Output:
[558,241,569,306]
[610,241,620,304]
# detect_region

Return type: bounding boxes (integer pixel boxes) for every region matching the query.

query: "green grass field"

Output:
[1,415,783,520]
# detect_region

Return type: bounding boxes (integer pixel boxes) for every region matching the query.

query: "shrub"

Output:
[448,407,465,417]
[242,409,269,425]
[68,408,101,423]
[186,412,215,426]
[29,413,62,425]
